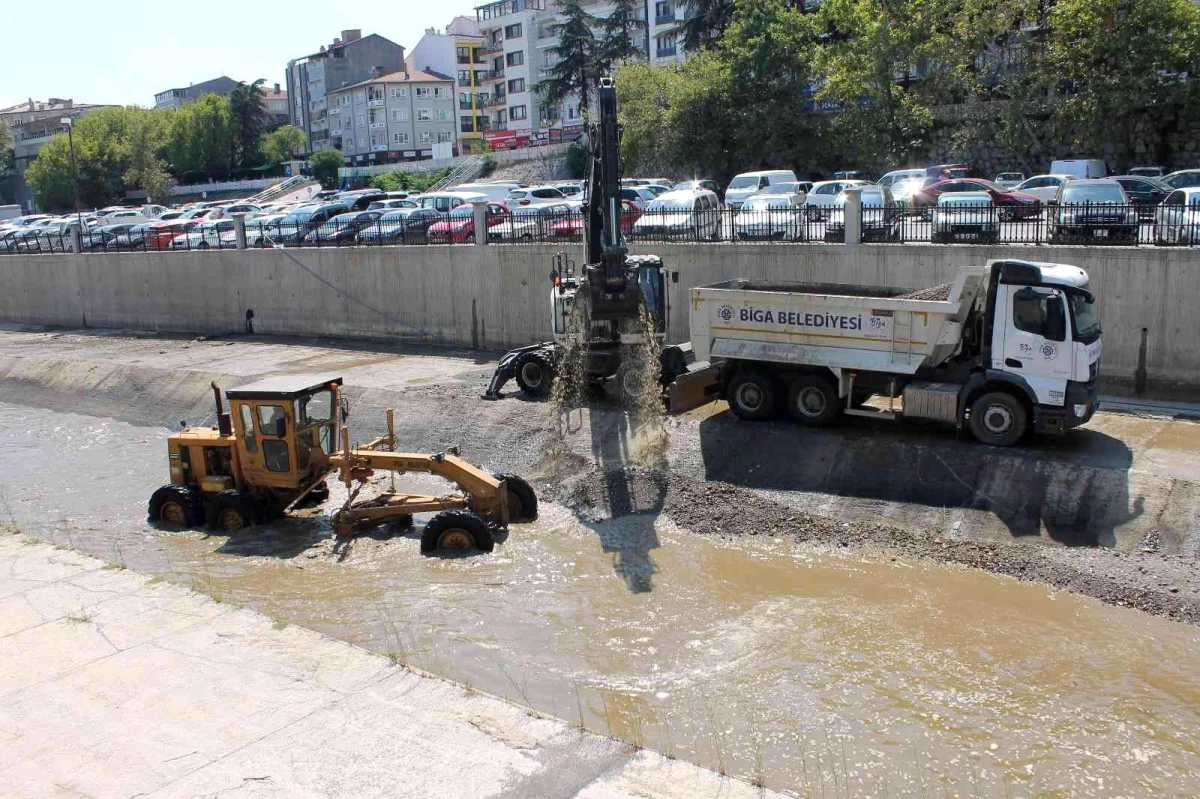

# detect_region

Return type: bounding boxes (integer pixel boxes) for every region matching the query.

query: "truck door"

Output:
[996,285,1071,406]
[231,400,299,488]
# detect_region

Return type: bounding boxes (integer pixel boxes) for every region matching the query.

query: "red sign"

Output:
[483,129,531,150]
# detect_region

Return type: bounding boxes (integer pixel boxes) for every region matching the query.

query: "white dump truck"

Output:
[681,259,1102,446]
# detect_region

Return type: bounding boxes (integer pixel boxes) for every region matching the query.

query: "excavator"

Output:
[148,376,536,554]
[482,77,696,405]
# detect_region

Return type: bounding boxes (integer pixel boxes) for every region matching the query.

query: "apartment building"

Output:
[407,17,490,154]
[285,30,407,157]
[325,69,457,165]
[647,0,685,65]
[0,99,111,211]
[263,84,289,130]
[153,76,240,110]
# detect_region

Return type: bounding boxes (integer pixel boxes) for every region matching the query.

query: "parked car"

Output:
[1161,169,1200,189]
[803,180,870,220]
[643,184,672,198]
[504,186,568,208]
[550,200,640,240]
[145,220,201,250]
[176,208,214,221]
[313,189,340,202]
[877,169,926,189]
[1153,187,1200,245]
[356,208,443,245]
[496,203,576,241]
[632,189,722,240]
[427,202,511,243]
[155,210,186,221]
[305,210,384,244]
[1049,179,1138,243]
[733,193,806,241]
[833,170,871,181]
[891,176,936,212]
[1050,159,1107,179]
[1129,166,1166,179]
[724,170,798,209]
[209,203,263,220]
[931,192,999,244]
[82,223,139,250]
[619,187,657,210]
[753,181,810,203]
[419,191,490,214]
[925,164,979,180]
[1013,174,1074,205]
[672,179,724,201]
[994,172,1026,190]
[220,213,291,248]
[1111,175,1172,219]
[367,199,418,211]
[913,178,1041,219]
[272,203,352,244]
[449,183,521,203]
[825,186,900,242]
[16,220,80,253]
[170,219,238,249]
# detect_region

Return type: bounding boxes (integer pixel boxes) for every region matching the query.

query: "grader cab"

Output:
[148,375,536,554]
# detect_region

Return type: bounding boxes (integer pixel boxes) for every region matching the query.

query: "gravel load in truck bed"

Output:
[895,283,954,301]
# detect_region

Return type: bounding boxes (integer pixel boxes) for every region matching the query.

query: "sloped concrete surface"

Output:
[0,535,781,799]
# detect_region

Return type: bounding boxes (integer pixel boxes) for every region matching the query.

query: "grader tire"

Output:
[421,510,494,554]
[515,354,554,398]
[495,473,538,522]
[148,484,199,527]
[209,490,256,531]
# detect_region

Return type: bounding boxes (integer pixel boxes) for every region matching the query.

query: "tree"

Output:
[229,79,269,169]
[542,0,599,119]
[168,94,233,180]
[596,0,646,71]
[311,148,344,190]
[124,110,172,205]
[680,0,736,52]
[0,122,13,203]
[262,125,306,165]
[25,107,146,210]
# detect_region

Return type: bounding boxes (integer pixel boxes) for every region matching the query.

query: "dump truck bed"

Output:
[690,269,986,374]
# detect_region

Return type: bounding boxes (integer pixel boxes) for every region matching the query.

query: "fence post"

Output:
[472,200,489,247]
[843,188,862,245]
[233,214,247,250]
[69,225,83,254]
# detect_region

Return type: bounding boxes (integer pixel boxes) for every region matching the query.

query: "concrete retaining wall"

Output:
[1,242,1195,397]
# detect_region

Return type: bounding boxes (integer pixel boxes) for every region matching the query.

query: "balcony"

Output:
[655,45,678,58]
[329,107,341,115]
[483,95,507,109]
[480,42,504,58]
[459,99,475,110]
[481,69,506,82]
[370,121,387,130]
[655,12,676,25]
[367,97,385,108]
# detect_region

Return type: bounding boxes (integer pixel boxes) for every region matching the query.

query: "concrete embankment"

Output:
[1,241,1197,399]
[0,534,783,799]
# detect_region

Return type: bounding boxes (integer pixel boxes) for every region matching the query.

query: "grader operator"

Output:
[147,375,536,554]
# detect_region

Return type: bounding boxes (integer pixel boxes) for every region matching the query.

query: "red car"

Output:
[426,202,511,244]
[550,200,642,240]
[913,178,1042,219]
[145,220,201,250]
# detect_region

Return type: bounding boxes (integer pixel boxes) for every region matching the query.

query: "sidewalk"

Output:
[0,534,779,799]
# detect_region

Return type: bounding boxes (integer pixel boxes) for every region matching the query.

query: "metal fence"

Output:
[4,201,1199,255]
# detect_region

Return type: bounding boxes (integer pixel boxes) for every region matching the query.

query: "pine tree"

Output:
[542,0,599,118]
[680,0,736,52]
[229,79,269,168]
[596,0,646,72]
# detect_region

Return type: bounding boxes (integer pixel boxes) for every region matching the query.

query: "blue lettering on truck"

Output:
[739,308,862,330]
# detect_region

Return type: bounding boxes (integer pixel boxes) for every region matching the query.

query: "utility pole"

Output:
[61,117,84,235]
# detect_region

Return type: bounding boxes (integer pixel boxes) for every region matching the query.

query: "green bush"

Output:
[368,166,453,194]
[564,144,589,179]
[311,148,344,190]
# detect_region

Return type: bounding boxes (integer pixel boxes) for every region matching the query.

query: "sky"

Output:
[0,0,485,110]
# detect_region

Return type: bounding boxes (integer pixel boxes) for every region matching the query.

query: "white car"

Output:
[724,170,798,209]
[994,172,1026,190]
[877,168,927,189]
[1154,187,1200,245]
[804,180,870,220]
[496,203,575,241]
[1162,169,1200,190]
[825,186,900,242]
[504,186,568,208]
[632,189,722,240]
[220,214,291,248]
[1013,174,1074,204]
[733,194,806,241]
[170,219,237,249]
[931,191,999,244]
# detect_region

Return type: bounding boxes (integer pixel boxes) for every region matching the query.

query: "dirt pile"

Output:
[896,282,954,301]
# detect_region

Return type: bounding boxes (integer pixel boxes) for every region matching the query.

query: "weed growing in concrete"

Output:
[65,605,94,625]
[573,683,587,732]
[146,575,165,585]
[20,535,39,546]
[271,619,289,631]
[751,737,766,789]
[101,562,125,571]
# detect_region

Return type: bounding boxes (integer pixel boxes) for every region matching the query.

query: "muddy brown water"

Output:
[3,401,1200,797]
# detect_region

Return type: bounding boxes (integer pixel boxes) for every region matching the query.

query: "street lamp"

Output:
[60,117,84,239]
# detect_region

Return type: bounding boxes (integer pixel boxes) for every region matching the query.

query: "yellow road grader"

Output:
[147,375,536,553]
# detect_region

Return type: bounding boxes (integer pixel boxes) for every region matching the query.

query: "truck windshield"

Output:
[1069,291,1102,342]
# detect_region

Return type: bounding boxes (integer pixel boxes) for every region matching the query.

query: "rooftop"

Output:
[328,69,454,93]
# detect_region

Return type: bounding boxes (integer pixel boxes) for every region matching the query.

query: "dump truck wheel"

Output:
[968,391,1028,447]
[210,490,255,531]
[421,510,494,554]
[148,485,198,527]
[727,370,777,421]
[495,473,538,522]
[787,375,842,427]
[515,354,553,398]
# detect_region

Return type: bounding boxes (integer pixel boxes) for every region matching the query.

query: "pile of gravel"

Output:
[896,283,953,301]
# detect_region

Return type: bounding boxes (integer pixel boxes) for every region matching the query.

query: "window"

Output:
[508,78,525,93]
[434,87,448,98]
[357,114,365,126]
[505,23,523,38]
[257,405,287,435]
[338,95,350,107]
[239,405,257,453]
[368,87,385,101]
[419,132,432,144]
[417,108,432,121]
[354,91,365,103]
[438,131,453,143]
[457,46,472,64]
[461,116,475,132]
[389,87,401,99]
[416,87,432,98]
[510,105,527,120]
[394,132,410,144]
[359,137,367,147]
[262,440,291,473]
[1013,289,1066,342]
[393,109,409,122]
[397,87,409,98]
[371,135,386,147]
[506,51,524,67]
[458,70,472,87]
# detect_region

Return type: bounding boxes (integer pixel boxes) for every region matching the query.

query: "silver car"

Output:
[931,192,999,243]
[733,194,805,241]
[1154,187,1200,245]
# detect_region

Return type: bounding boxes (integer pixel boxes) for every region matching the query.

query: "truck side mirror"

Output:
[1045,295,1067,342]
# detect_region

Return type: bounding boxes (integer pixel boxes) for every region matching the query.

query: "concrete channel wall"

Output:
[0,242,1196,397]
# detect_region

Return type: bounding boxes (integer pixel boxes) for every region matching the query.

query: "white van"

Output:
[451,182,521,203]
[1050,159,1107,179]
[878,168,927,188]
[418,191,489,214]
[725,170,798,208]
[633,189,722,240]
